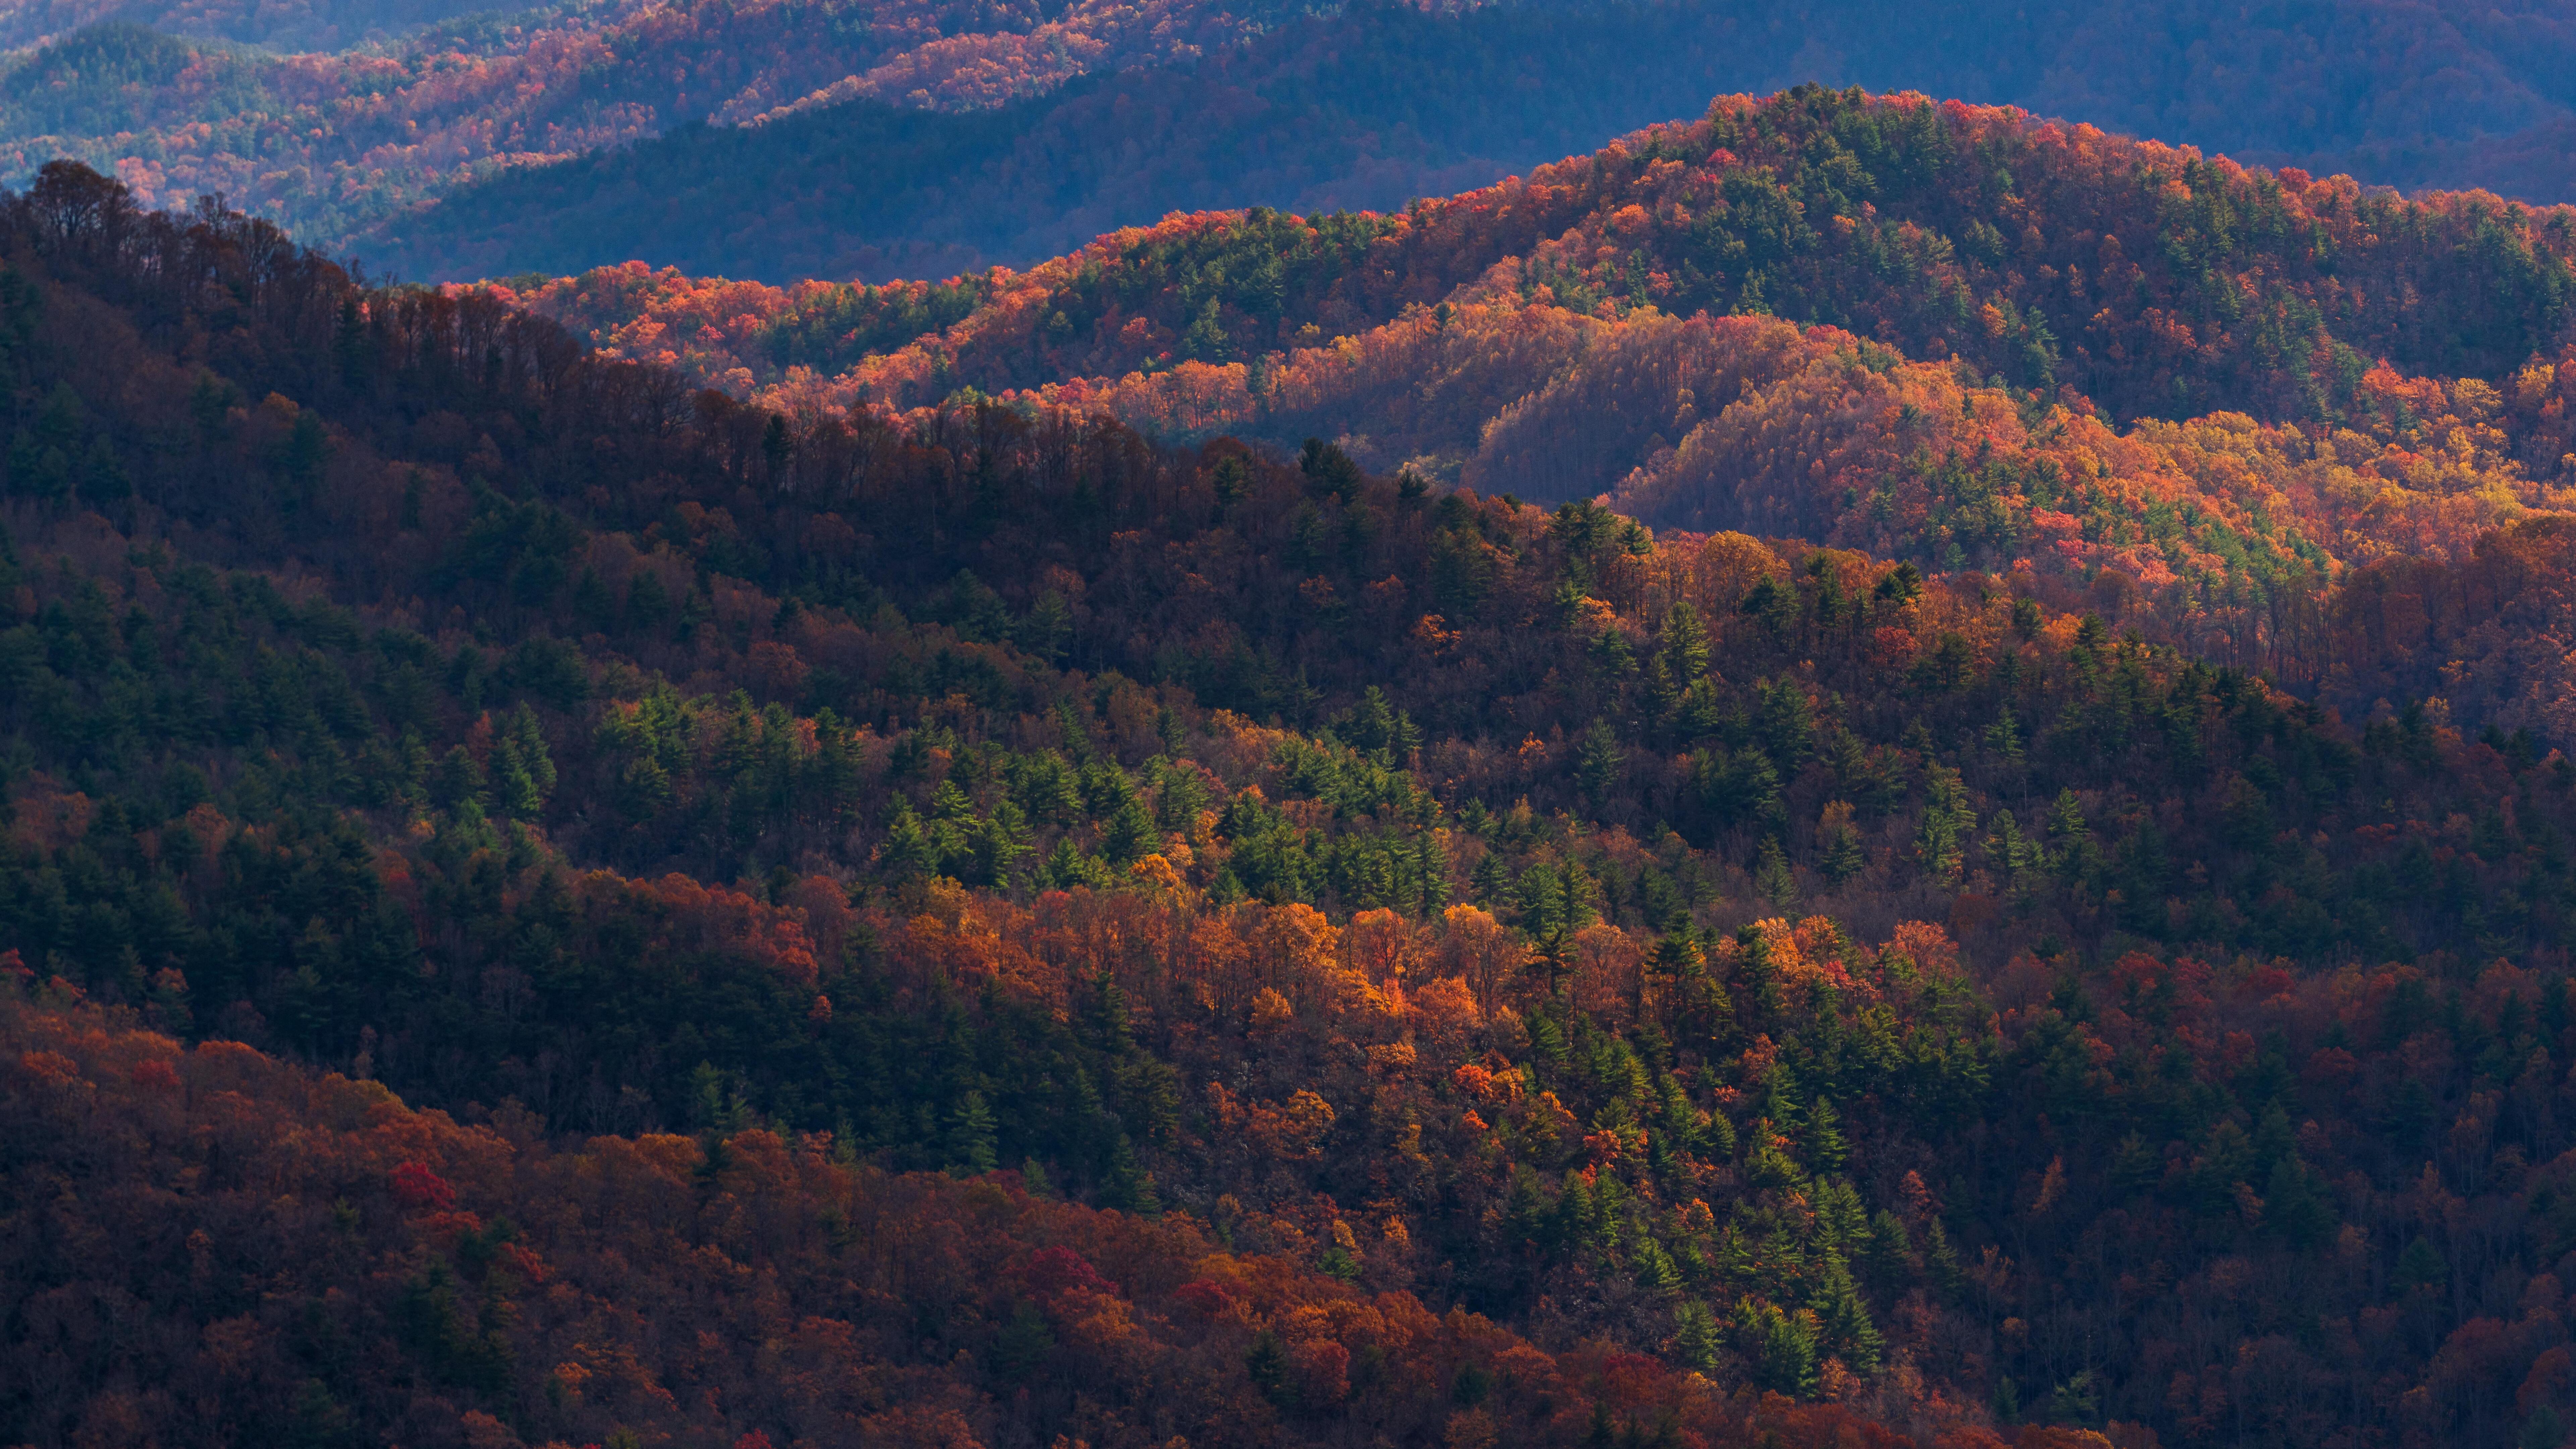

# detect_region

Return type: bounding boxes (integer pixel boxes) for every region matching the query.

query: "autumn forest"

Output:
[4,35,2576,1449]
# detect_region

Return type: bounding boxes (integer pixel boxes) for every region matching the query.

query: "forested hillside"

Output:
[510,89,2576,730]
[0,0,1312,251]
[7,160,2576,1449]
[16,986,1903,1449]
[17,0,2576,284]
[354,0,1787,283]
[0,0,533,49]
[518,87,2576,422]
[346,0,2576,281]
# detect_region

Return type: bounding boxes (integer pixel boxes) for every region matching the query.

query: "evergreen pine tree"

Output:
[1083,973,1134,1055]
[1646,654,1681,728]
[973,800,1034,887]
[1671,1300,1721,1371]
[1805,1098,1848,1174]
[945,1091,998,1176]
[508,703,555,792]
[1820,812,1867,884]
[1865,1209,1914,1289]
[1662,601,1711,680]
[1926,1218,1965,1300]
[1246,1331,1294,1408]
[1916,763,1976,885]
[882,802,936,879]
[1635,1237,1683,1293]
[1815,1250,1882,1371]
[1755,837,1800,911]
[1411,832,1452,915]
[433,745,488,811]
[1102,1134,1161,1217]
[1039,838,1106,890]
[990,1301,1056,1381]
[1577,719,1624,805]
[2048,786,2094,879]
[494,737,542,818]
[1101,796,1158,866]
[1678,677,1724,740]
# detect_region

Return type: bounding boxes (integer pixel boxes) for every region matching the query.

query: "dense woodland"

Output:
[359,0,1781,284]
[0,0,505,50]
[0,0,1308,255]
[5,157,2576,1449]
[17,0,2576,284]
[372,0,2576,283]
[523,91,2576,739]
[12,989,2159,1449]
[542,88,2576,422]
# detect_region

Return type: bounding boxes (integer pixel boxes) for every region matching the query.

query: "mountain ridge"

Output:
[21,0,2576,284]
[6,74,2576,1449]
[515,88,2576,424]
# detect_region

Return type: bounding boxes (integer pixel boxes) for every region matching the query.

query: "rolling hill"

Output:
[357,0,2576,281]
[8,161,2576,1449]
[14,0,2576,282]
[0,0,1315,250]
[499,88,2576,741]
[15,1,2576,1429]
